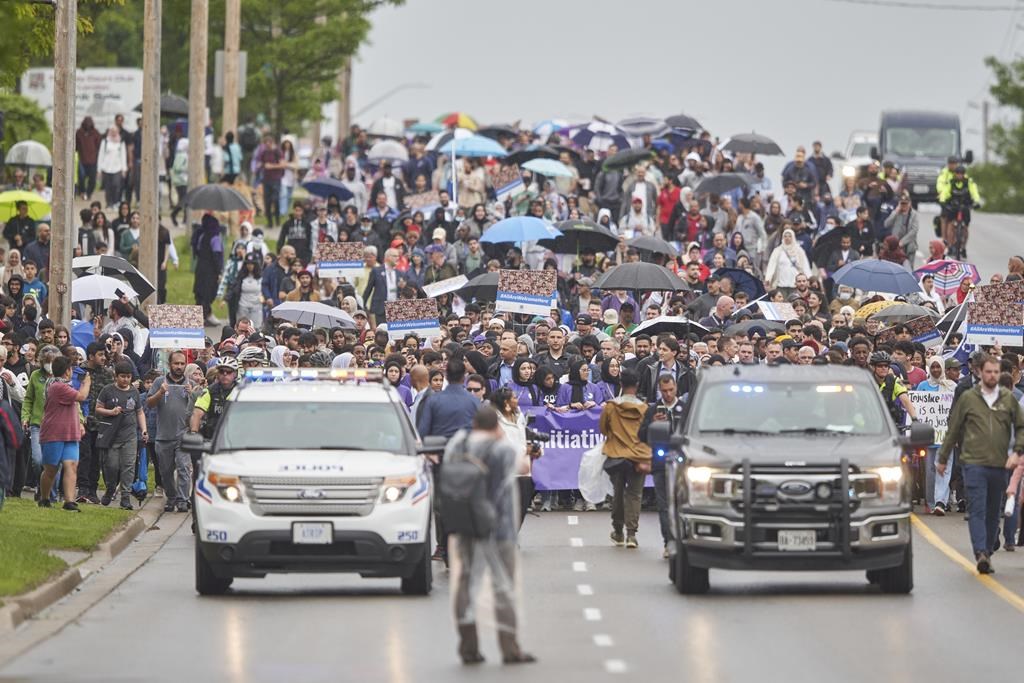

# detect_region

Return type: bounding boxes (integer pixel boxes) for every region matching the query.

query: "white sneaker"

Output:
[154,486,165,498]
[1005,495,1016,518]
[540,501,552,512]
[584,502,597,512]
[573,499,585,512]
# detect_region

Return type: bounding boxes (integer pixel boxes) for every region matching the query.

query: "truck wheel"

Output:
[877,538,913,595]
[195,539,233,596]
[673,542,709,595]
[400,541,432,596]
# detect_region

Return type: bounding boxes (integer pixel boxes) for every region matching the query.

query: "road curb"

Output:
[0,497,163,637]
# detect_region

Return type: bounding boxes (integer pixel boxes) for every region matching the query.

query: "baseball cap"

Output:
[353,309,367,319]
[432,227,446,241]
[945,358,962,369]
[576,314,594,326]
[782,340,800,350]
[425,244,443,255]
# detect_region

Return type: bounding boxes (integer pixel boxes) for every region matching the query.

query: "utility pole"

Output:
[982,100,990,164]
[221,0,240,137]
[138,0,161,304]
[336,59,352,146]
[187,0,209,225]
[49,0,77,329]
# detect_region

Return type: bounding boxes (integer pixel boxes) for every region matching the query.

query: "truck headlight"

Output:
[874,466,902,484]
[842,164,857,178]
[685,466,723,506]
[867,466,904,505]
[380,475,417,504]
[207,472,245,503]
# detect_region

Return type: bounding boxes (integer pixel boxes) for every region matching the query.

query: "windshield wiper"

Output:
[700,428,775,435]
[777,427,850,436]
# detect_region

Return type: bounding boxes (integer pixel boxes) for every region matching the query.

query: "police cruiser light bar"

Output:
[243,368,385,383]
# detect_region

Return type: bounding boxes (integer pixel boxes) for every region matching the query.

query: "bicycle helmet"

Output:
[954,165,966,174]
[237,346,267,365]
[215,356,239,372]
[869,351,891,366]
[947,155,960,164]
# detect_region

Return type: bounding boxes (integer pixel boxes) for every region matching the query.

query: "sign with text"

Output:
[965,301,1024,346]
[756,301,797,321]
[422,274,468,298]
[384,299,441,341]
[495,270,557,316]
[148,305,205,349]
[907,391,953,445]
[315,242,364,279]
[489,163,525,201]
[877,315,942,349]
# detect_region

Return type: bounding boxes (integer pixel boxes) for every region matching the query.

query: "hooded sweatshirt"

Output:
[599,394,649,461]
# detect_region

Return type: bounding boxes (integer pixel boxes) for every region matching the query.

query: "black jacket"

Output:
[637,360,696,403]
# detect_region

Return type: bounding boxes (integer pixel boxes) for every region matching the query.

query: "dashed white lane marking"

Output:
[583,607,602,621]
[605,659,628,673]
[569,537,584,547]
[567,515,579,525]
[593,634,614,647]
[572,561,588,572]
[577,584,594,596]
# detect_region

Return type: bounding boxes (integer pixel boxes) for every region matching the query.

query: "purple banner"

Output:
[525,407,605,491]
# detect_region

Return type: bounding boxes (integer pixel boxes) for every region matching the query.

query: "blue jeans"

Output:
[930,448,953,508]
[963,464,1007,556]
[652,469,671,545]
[1005,471,1023,546]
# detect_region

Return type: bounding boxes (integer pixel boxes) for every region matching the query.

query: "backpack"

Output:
[881,375,906,426]
[438,435,496,539]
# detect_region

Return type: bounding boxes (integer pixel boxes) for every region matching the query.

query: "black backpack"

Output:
[439,437,496,539]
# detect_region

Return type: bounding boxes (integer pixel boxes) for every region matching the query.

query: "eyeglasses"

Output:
[467,385,484,393]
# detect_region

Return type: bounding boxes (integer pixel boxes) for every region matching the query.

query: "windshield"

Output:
[849,142,874,157]
[215,402,409,453]
[693,382,888,436]
[884,126,957,159]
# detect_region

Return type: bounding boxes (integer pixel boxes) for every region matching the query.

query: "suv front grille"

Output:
[242,476,384,517]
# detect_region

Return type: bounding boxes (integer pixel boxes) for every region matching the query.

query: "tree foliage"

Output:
[977,56,1024,213]
[0,93,51,149]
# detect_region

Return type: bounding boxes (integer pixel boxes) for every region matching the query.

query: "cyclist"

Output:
[937,165,981,258]
[934,155,959,236]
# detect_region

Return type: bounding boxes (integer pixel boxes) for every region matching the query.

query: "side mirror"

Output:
[417,435,447,456]
[830,151,843,159]
[646,421,685,449]
[181,432,211,454]
[963,149,974,165]
[899,421,935,448]
[870,146,879,160]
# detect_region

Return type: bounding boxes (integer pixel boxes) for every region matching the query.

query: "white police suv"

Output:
[184,368,446,596]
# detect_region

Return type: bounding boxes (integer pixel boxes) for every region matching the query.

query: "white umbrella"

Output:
[367,139,409,164]
[71,274,138,302]
[271,301,356,329]
[424,127,474,152]
[366,117,404,139]
[5,141,52,167]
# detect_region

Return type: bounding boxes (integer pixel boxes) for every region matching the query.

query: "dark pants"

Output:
[12,437,30,493]
[517,476,534,530]
[431,461,448,556]
[453,538,518,635]
[103,172,123,209]
[652,469,671,545]
[263,181,281,228]
[77,430,101,496]
[963,464,1007,556]
[157,266,168,304]
[78,163,98,198]
[609,467,645,535]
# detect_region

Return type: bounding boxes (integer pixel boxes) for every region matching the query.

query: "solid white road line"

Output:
[583,607,602,621]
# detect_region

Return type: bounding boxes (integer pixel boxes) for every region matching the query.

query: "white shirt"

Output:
[981,384,999,409]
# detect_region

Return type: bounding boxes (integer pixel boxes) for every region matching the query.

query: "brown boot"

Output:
[499,631,537,664]
[458,624,484,664]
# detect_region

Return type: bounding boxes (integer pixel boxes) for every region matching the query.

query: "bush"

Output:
[0,92,51,152]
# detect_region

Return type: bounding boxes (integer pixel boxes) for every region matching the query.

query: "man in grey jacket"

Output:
[884,191,919,268]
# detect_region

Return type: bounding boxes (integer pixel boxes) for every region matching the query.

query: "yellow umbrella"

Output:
[853,299,899,321]
[436,112,478,131]
[0,190,50,222]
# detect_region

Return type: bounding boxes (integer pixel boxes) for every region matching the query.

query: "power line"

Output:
[827,0,1022,10]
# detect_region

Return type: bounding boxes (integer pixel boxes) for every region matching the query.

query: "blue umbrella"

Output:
[571,121,629,152]
[522,158,574,178]
[713,267,765,299]
[301,177,354,200]
[438,134,508,158]
[407,121,444,135]
[480,216,562,244]
[833,259,920,295]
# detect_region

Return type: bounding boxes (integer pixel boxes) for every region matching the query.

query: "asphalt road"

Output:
[913,206,1021,281]
[2,506,1023,683]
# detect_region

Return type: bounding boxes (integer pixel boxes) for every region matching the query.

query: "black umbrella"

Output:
[722,133,785,156]
[602,147,656,171]
[713,267,765,300]
[185,184,253,211]
[456,271,499,302]
[616,116,670,138]
[724,319,786,337]
[477,125,518,140]
[504,145,560,166]
[628,235,679,257]
[540,218,619,254]
[71,254,156,300]
[628,315,708,339]
[936,302,966,334]
[133,92,190,118]
[665,114,703,132]
[694,173,756,196]
[593,262,689,292]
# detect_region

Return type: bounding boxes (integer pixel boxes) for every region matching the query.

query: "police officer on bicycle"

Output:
[938,164,981,258]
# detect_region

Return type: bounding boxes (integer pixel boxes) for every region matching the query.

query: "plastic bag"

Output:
[578,443,614,504]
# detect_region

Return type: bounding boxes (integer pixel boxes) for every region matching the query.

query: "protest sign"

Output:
[965,301,1024,346]
[876,315,942,348]
[972,280,1024,305]
[403,190,440,213]
[756,301,797,321]
[385,299,441,341]
[422,274,468,298]
[315,242,364,279]
[907,391,953,444]
[495,270,557,316]
[149,305,205,349]
[489,163,525,201]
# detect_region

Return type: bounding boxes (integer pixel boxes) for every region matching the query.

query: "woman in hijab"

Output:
[192,214,224,325]
[2,249,25,289]
[509,358,539,408]
[878,234,907,266]
[764,228,812,291]
[764,200,785,237]
[384,358,412,405]
[555,358,601,410]
[596,207,617,234]
[534,365,560,409]
[404,249,427,289]
[596,356,621,403]
[98,126,127,209]
[927,239,946,264]
[331,351,354,369]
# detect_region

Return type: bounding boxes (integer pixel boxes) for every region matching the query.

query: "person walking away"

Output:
[446,406,536,665]
[94,361,147,509]
[192,214,224,326]
[937,354,1024,574]
[638,375,690,558]
[97,127,128,210]
[600,369,650,548]
[169,138,189,227]
[37,356,90,511]
[147,351,193,513]
[75,116,102,200]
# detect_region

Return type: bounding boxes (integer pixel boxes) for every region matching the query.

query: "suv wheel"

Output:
[876,537,913,595]
[400,539,432,596]
[195,539,233,596]
[672,541,709,595]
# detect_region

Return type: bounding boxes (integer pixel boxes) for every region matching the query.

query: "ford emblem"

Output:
[778,480,813,496]
[297,488,327,500]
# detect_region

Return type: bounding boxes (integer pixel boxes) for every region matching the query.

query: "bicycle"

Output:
[947,199,972,261]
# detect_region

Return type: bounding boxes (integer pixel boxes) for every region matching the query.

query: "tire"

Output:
[672,541,709,595]
[877,538,913,595]
[195,539,233,596]
[400,540,432,596]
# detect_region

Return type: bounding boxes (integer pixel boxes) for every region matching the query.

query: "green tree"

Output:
[0,92,51,149]
[975,56,1024,213]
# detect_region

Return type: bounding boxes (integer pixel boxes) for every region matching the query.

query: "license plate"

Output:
[292,522,333,545]
[913,184,929,194]
[778,530,816,552]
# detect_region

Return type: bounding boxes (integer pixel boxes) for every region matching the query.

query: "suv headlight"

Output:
[380,475,417,504]
[685,466,724,506]
[867,466,904,505]
[207,472,245,503]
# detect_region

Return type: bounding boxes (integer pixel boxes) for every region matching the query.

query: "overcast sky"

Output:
[350,0,1018,159]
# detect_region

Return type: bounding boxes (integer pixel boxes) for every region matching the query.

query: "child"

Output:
[95,361,148,509]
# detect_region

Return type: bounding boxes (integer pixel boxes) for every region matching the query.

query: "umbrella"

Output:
[184,184,253,211]
[133,92,189,118]
[853,300,901,321]
[533,119,570,139]
[833,259,920,295]
[367,139,409,164]
[571,121,629,153]
[438,134,507,158]
[628,235,679,258]
[602,147,655,171]
[694,173,755,196]
[722,133,785,156]
[0,190,50,222]
[301,177,355,200]
[713,267,765,300]
[407,121,444,135]
[811,227,852,267]
[665,114,702,132]
[477,124,518,140]
[522,158,574,178]
[616,116,670,138]
[936,303,966,334]
[724,319,787,337]
[5,141,52,167]
[540,218,619,254]
[271,301,356,329]
[914,260,980,297]
[869,303,940,323]
[629,316,708,339]
[504,144,560,166]
[424,127,474,153]
[366,117,404,139]
[436,112,478,130]
[480,216,562,244]
[72,255,155,300]
[456,271,499,302]
[593,262,689,292]
[71,274,138,302]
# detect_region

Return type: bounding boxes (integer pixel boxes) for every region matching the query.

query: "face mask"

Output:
[839,291,851,301]
[43,362,52,374]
